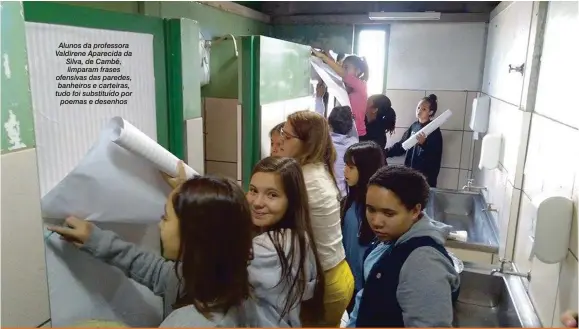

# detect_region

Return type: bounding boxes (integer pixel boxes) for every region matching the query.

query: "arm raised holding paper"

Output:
[47,166,256,327]
[48,216,174,297]
[46,161,190,295]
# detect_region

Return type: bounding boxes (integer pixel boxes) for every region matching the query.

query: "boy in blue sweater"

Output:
[347,165,460,327]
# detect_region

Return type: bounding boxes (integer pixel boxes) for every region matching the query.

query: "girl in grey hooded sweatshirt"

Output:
[49,161,323,328]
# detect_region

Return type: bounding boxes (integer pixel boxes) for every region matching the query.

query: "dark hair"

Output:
[328,106,354,135]
[171,176,253,316]
[343,55,369,82]
[422,94,438,117]
[342,141,386,245]
[270,122,284,138]
[336,53,346,63]
[251,157,325,322]
[369,94,397,135]
[286,110,339,193]
[368,165,430,212]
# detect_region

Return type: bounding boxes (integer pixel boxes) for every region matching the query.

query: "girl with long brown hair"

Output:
[279,110,355,327]
[246,156,325,326]
[48,172,254,327]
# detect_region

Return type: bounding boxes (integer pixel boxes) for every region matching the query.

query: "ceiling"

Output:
[235,1,500,17]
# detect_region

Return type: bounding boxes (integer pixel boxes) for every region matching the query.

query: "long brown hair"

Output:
[286,110,338,190]
[171,176,253,317]
[341,141,386,245]
[251,156,325,322]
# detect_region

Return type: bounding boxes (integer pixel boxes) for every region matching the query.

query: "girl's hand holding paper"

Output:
[161,161,188,190]
[47,216,93,247]
[416,132,427,145]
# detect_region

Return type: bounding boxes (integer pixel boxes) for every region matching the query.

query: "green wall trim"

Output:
[272,24,355,54]
[164,19,185,160]
[240,36,260,189]
[1,1,36,154]
[23,1,170,149]
[151,1,270,99]
[179,19,202,120]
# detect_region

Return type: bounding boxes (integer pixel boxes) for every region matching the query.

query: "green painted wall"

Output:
[54,1,139,14]
[146,2,271,99]
[259,37,311,105]
[57,1,270,99]
[1,1,35,154]
[272,24,354,54]
[180,19,202,120]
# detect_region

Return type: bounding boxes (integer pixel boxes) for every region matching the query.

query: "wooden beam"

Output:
[196,1,271,23]
[272,13,490,25]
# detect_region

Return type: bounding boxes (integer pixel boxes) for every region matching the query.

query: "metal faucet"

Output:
[482,203,498,213]
[491,258,532,281]
[462,179,488,192]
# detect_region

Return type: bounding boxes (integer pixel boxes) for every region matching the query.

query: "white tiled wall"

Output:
[385,89,478,190]
[386,23,487,91]
[476,1,579,327]
[1,149,51,327]
[185,117,205,175]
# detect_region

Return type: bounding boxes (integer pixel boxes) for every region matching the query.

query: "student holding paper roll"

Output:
[385,94,443,188]
[312,49,369,140]
[49,160,325,327]
[47,172,255,327]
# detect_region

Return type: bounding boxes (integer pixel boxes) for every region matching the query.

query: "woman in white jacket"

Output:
[279,110,355,327]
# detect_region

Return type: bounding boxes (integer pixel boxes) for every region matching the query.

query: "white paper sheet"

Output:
[402,110,453,150]
[310,56,351,108]
[24,22,167,327]
[41,117,198,224]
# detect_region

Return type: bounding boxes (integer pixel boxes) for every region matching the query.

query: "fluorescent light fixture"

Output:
[369,12,441,21]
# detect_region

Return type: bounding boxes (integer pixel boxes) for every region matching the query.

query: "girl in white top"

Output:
[279,110,355,327]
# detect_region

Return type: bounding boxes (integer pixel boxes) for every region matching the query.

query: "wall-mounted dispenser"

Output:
[478,134,501,170]
[469,95,490,140]
[530,194,573,264]
[199,31,210,87]
[200,34,239,87]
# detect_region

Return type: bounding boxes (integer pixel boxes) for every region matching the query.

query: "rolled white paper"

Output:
[448,230,468,243]
[41,117,198,224]
[402,109,453,151]
[109,117,197,179]
[310,57,351,108]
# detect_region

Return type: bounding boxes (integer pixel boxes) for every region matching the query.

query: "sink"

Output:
[454,270,541,327]
[426,188,500,253]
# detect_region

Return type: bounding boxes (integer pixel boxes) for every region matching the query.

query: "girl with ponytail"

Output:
[386,94,443,188]
[312,49,370,141]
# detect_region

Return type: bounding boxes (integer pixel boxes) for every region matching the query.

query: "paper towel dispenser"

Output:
[470,95,490,134]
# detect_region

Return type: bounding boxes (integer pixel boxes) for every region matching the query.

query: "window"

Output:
[355,29,387,95]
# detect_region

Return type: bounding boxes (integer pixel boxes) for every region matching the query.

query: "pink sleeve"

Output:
[343,73,366,92]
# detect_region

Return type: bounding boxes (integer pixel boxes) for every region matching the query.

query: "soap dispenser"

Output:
[530,193,574,264]
[470,95,490,139]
